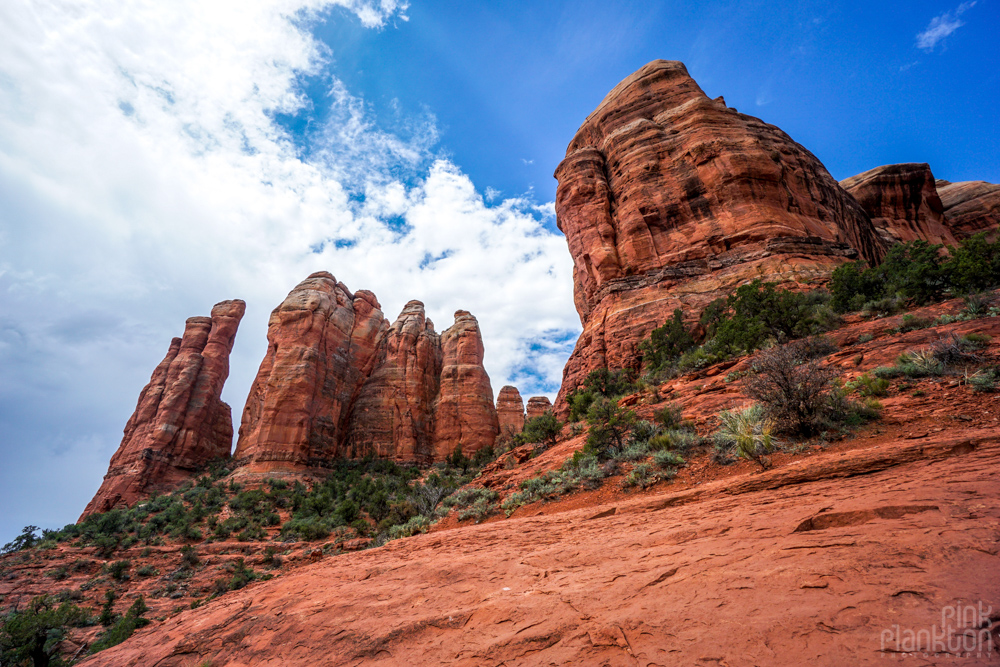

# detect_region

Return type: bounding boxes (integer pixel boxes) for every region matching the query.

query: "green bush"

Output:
[2,526,40,554]
[652,450,686,469]
[895,314,935,333]
[583,399,637,459]
[581,368,638,399]
[106,560,131,582]
[90,596,149,654]
[639,308,695,373]
[387,516,432,540]
[0,595,90,666]
[520,413,563,449]
[621,463,656,490]
[652,404,683,430]
[845,372,890,398]
[944,232,1000,294]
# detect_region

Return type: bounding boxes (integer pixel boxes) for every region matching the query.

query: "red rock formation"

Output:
[525,396,553,421]
[936,179,1000,240]
[840,163,957,247]
[234,273,388,474]
[344,301,442,462]
[235,277,498,469]
[80,300,245,519]
[553,60,886,413]
[432,311,499,460]
[496,386,525,437]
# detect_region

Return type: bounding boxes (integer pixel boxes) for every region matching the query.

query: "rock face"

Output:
[81,300,246,519]
[936,179,1000,240]
[431,311,499,460]
[234,273,388,474]
[344,301,442,461]
[840,163,957,247]
[495,386,525,437]
[234,277,497,470]
[525,396,553,421]
[553,60,886,412]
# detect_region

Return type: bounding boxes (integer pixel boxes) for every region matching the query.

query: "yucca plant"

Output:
[716,404,777,470]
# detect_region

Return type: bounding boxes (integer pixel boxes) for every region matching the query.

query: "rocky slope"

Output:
[937,179,1000,240]
[841,163,957,247]
[81,300,245,519]
[74,431,1000,666]
[553,60,886,412]
[234,275,497,473]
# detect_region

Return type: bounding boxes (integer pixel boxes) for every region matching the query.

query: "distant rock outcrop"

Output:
[81,300,245,519]
[234,272,388,474]
[936,179,1000,240]
[553,60,885,413]
[496,386,526,437]
[432,311,500,460]
[234,276,498,472]
[841,163,956,247]
[526,396,553,421]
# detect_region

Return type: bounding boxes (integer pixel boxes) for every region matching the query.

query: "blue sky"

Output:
[0,0,997,544]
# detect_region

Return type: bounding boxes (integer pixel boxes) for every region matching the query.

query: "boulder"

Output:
[80,300,245,518]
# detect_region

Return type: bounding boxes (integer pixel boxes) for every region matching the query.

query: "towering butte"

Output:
[496,386,525,436]
[553,60,885,411]
[936,178,1000,240]
[840,163,957,247]
[526,396,553,421]
[81,300,245,519]
[234,273,498,473]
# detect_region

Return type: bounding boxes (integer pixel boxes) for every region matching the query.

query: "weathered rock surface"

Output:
[81,300,245,519]
[344,301,442,462]
[553,60,886,413]
[841,163,957,247]
[936,178,1000,240]
[234,272,389,474]
[525,396,553,421]
[495,386,525,437]
[235,278,498,470]
[77,430,999,666]
[431,311,499,460]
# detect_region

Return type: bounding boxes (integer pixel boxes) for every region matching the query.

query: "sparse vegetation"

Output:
[0,595,89,667]
[714,405,776,470]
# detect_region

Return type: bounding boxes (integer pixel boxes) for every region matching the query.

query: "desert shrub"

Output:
[106,560,131,582]
[944,232,1000,294]
[629,420,659,444]
[387,515,432,540]
[442,487,498,510]
[711,442,737,466]
[969,368,999,393]
[858,333,874,344]
[179,544,200,567]
[45,566,69,582]
[639,308,696,373]
[457,497,498,523]
[861,295,907,318]
[225,559,256,591]
[90,596,149,654]
[828,261,883,312]
[895,314,935,333]
[797,336,840,360]
[960,292,997,318]
[581,368,638,399]
[652,450,686,469]
[676,346,725,372]
[621,463,656,490]
[648,430,700,454]
[583,399,637,459]
[262,546,283,568]
[0,595,90,666]
[652,404,683,430]
[930,333,983,366]
[715,405,777,470]
[845,372,890,398]
[613,441,650,462]
[520,413,563,449]
[742,340,838,435]
[136,564,158,577]
[879,241,949,305]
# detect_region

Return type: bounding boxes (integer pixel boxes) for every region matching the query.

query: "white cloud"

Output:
[916,2,976,52]
[0,0,577,539]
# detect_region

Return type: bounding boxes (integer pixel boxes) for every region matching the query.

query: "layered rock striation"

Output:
[496,386,526,437]
[840,163,956,247]
[553,60,886,411]
[81,300,246,518]
[234,275,498,472]
[936,179,1000,240]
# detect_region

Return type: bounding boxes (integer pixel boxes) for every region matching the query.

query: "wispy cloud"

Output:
[0,0,577,540]
[916,1,976,52]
